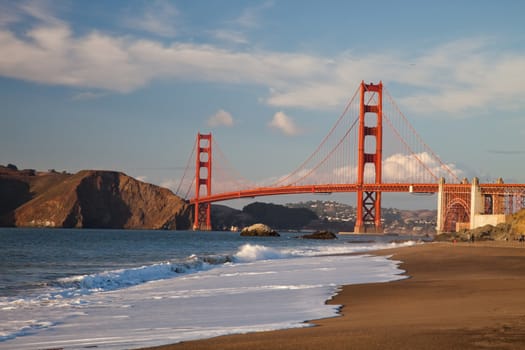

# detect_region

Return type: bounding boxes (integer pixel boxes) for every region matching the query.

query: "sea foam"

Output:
[0,240,417,349]
[1,252,407,350]
[55,244,291,294]
[233,243,290,262]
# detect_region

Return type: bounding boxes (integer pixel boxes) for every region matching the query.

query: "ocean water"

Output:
[0,228,419,349]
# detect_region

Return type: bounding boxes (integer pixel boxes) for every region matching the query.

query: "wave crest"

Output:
[54,254,233,295]
[233,244,289,263]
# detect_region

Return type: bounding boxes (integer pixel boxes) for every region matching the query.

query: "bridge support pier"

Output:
[436,177,513,234]
[355,81,383,233]
[436,177,445,233]
[470,177,509,230]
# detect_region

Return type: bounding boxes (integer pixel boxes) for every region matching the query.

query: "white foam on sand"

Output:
[0,244,409,350]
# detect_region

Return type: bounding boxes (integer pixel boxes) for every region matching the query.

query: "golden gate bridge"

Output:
[176,81,525,233]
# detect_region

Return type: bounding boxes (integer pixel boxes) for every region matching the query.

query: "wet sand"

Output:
[142,242,525,350]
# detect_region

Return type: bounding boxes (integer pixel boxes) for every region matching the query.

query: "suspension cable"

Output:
[271,85,361,187]
[213,139,255,189]
[175,140,196,198]
[292,117,359,185]
[382,112,439,182]
[384,87,460,183]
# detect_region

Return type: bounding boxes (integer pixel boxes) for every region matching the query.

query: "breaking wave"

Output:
[1,240,417,307]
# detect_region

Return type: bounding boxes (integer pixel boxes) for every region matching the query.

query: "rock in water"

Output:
[240,223,280,237]
[300,230,337,240]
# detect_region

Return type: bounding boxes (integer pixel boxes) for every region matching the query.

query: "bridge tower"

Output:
[355,81,383,233]
[193,133,212,231]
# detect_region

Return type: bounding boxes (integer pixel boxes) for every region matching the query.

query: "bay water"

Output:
[0,228,419,349]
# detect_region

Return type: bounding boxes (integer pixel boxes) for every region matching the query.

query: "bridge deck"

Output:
[190,183,525,204]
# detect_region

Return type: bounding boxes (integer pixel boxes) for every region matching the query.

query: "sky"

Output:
[1,0,524,210]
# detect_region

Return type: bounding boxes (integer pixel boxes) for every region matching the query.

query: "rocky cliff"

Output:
[0,167,190,229]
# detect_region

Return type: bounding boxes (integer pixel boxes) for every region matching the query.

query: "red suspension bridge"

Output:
[176,81,525,233]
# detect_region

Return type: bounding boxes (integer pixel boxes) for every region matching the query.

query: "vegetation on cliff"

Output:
[0,166,190,229]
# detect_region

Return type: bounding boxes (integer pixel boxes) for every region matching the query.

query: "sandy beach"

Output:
[142,242,525,350]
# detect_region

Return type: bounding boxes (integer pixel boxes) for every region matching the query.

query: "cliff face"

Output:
[0,168,191,230]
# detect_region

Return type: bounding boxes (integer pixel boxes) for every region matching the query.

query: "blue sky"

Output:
[1,0,524,209]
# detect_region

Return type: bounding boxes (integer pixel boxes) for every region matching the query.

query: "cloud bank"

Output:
[0,3,524,117]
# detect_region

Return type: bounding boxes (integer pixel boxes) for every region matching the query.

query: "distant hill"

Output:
[211,202,318,230]
[243,202,318,230]
[287,200,437,234]
[0,165,191,229]
[211,200,438,234]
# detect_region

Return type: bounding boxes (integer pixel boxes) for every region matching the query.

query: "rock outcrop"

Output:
[240,223,280,237]
[435,209,525,242]
[299,230,337,240]
[0,167,190,229]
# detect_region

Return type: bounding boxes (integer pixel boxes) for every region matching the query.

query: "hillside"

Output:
[0,166,190,229]
[210,200,438,234]
[211,202,318,230]
[287,200,437,234]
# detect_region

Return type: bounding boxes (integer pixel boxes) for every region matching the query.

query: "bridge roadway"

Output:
[189,183,525,204]
[189,183,439,204]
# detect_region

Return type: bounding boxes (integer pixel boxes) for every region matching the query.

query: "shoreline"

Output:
[142,241,525,350]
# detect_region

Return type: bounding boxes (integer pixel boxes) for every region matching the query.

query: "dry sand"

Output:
[142,242,525,350]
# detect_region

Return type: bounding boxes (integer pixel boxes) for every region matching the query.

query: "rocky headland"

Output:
[0,166,190,229]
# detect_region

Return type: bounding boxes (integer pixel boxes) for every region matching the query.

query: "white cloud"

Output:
[263,151,465,188]
[0,9,16,27]
[72,91,108,100]
[212,29,248,45]
[267,83,346,110]
[0,5,523,118]
[269,111,301,136]
[18,0,64,26]
[208,109,234,127]
[160,178,177,190]
[390,39,525,116]
[233,1,273,28]
[135,175,148,183]
[381,152,464,183]
[0,1,64,29]
[121,0,179,38]
[330,152,464,185]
